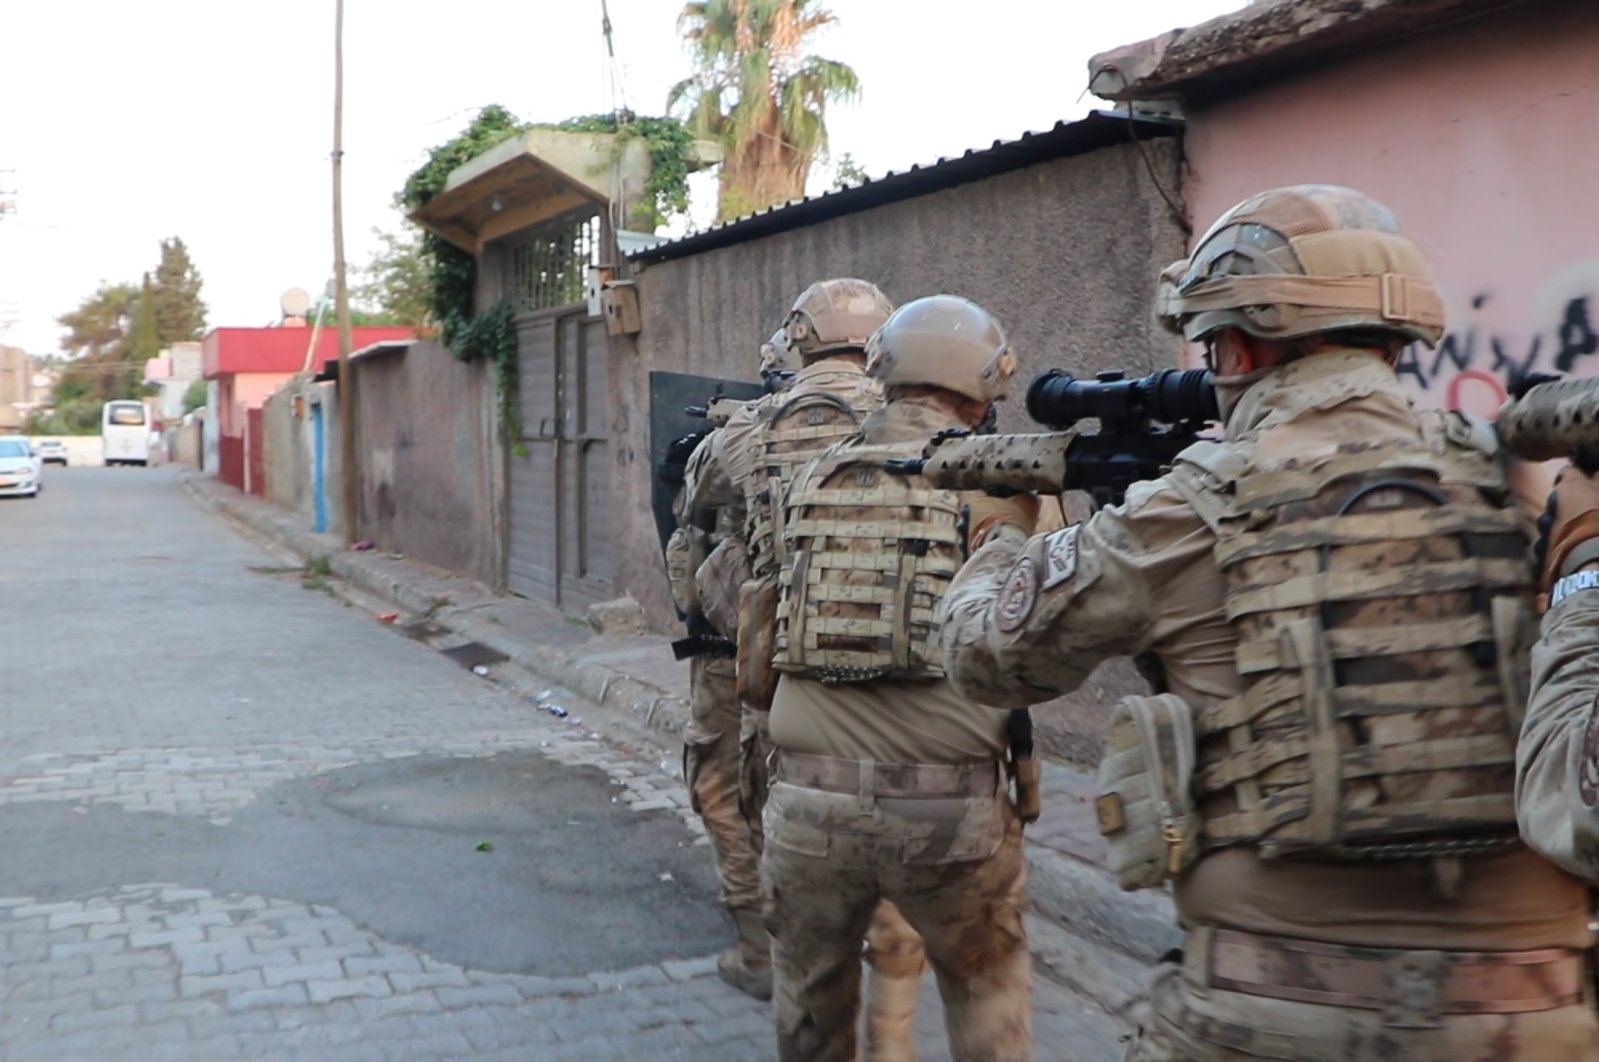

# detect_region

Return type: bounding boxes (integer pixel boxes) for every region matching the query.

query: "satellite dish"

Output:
[280,287,311,318]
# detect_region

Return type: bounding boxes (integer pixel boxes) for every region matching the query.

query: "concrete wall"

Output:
[609,139,1186,633]
[1182,0,1599,429]
[203,384,220,474]
[262,383,312,518]
[350,340,498,585]
[169,420,203,468]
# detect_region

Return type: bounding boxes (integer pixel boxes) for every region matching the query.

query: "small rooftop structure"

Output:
[410,127,721,254]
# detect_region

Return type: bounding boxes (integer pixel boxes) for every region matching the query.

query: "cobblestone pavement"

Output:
[0,468,1123,1060]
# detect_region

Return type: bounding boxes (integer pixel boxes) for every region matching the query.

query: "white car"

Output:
[0,437,41,498]
[34,439,68,466]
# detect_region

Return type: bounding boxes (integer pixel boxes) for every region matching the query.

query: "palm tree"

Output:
[669,0,861,222]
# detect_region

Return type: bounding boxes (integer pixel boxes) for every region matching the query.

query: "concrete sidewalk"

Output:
[181,472,1179,1022]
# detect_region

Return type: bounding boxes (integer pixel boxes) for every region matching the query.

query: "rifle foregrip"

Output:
[918,433,1076,494]
[1498,377,1599,462]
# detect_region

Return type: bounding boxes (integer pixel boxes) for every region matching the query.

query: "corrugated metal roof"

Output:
[629,110,1181,265]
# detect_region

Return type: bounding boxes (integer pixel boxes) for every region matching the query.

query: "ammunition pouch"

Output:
[1095,693,1199,891]
[736,577,780,711]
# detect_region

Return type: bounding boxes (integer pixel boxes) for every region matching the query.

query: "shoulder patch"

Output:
[995,556,1039,634]
[1041,526,1080,590]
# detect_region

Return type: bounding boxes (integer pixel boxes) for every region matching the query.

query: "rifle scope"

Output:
[1025,368,1218,432]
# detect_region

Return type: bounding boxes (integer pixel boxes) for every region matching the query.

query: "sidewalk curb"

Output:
[181,477,694,745]
[185,474,1177,980]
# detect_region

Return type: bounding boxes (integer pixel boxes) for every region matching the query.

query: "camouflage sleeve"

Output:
[941,479,1212,709]
[1516,589,1599,880]
[683,405,758,514]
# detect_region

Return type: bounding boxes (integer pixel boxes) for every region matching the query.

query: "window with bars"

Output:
[504,213,601,312]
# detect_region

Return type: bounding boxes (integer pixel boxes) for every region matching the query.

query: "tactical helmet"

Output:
[782,278,894,358]
[864,295,1017,402]
[1159,184,1446,348]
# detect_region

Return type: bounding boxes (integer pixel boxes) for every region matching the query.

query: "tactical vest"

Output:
[743,389,878,581]
[773,441,964,684]
[1167,414,1536,861]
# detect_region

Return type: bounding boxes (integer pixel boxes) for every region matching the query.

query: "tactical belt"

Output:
[775,751,998,799]
[1188,927,1586,1019]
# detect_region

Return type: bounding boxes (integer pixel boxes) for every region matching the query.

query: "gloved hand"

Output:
[964,492,1041,553]
[1535,463,1599,610]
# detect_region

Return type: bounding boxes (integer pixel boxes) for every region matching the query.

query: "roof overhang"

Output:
[409,128,722,254]
[1089,0,1521,105]
[314,338,413,382]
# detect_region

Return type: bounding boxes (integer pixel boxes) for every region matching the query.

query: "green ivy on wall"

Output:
[401,105,693,451]
[542,110,694,231]
[400,105,526,447]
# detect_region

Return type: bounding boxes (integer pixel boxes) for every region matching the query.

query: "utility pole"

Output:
[332,0,358,544]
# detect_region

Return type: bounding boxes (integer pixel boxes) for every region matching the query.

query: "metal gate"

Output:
[506,306,613,608]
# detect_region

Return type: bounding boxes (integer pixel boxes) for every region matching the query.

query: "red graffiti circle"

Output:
[1444,370,1507,418]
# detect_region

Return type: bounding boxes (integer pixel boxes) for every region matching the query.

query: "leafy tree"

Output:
[182,379,208,413]
[669,0,860,221]
[130,274,161,364]
[58,282,138,363]
[353,225,434,329]
[152,236,207,343]
[832,151,867,189]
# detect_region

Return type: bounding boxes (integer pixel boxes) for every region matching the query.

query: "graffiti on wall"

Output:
[1394,260,1599,417]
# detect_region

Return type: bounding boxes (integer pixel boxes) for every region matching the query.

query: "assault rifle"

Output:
[888,367,1219,508]
[887,363,1599,509]
[683,393,750,429]
[1497,372,1599,473]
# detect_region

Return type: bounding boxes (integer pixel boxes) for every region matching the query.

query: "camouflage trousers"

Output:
[740,706,773,853]
[762,779,1031,1062]
[685,658,760,914]
[1127,950,1599,1061]
[864,900,927,1062]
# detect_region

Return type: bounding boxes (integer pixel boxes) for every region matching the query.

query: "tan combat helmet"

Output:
[864,294,1018,402]
[781,278,894,359]
[1158,184,1447,349]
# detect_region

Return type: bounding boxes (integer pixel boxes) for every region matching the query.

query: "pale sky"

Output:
[0,0,1243,355]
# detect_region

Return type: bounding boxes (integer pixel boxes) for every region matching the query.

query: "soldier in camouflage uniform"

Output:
[942,185,1599,1059]
[762,295,1039,1061]
[1518,464,1599,895]
[666,337,800,1001]
[683,281,934,1055]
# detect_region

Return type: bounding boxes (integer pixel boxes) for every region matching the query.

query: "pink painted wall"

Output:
[218,373,295,437]
[1181,0,1599,420]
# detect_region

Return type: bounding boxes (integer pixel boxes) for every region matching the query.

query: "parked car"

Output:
[34,439,68,466]
[0,437,41,498]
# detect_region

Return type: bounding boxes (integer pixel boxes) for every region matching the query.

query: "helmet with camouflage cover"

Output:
[864,294,1018,402]
[1158,184,1446,349]
[781,278,894,359]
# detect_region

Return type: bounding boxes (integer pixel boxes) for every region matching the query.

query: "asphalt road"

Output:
[0,466,768,1060]
[0,466,1125,1060]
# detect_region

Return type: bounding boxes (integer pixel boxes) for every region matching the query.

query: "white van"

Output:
[102,400,150,467]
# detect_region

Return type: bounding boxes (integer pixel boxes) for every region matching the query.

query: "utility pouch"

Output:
[1095,693,1198,891]
[735,576,780,711]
